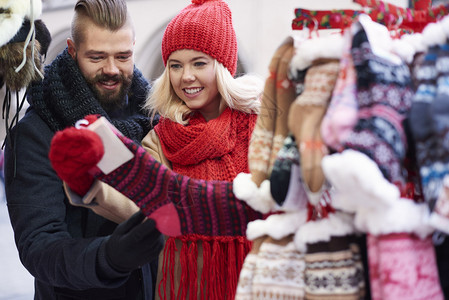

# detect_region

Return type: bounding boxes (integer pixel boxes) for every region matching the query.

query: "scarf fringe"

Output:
[160,234,252,299]
[178,240,190,299]
[159,237,177,300]
[200,239,211,300]
[188,241,198,299]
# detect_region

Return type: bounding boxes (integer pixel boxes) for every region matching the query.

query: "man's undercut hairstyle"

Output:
[71,0,132,46]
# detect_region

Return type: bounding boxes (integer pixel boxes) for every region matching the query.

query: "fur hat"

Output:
[0,0,51,91]
[161,0,238,76]
[0,0,42,47]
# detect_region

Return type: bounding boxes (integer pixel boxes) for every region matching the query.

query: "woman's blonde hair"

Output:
[145,60,263,124]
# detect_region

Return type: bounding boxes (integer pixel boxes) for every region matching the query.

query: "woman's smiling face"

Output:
[168,49,222,121]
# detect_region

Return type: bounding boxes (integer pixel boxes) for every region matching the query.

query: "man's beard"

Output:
[86,72,133,112]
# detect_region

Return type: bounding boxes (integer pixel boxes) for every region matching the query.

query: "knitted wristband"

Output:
[89,124,263,236]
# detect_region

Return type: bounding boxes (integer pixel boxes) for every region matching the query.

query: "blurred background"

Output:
[40,0,409,81]
[3,0,441,299]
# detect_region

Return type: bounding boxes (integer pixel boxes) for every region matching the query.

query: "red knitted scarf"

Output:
[155,108,257,300]
[155,108,257,181]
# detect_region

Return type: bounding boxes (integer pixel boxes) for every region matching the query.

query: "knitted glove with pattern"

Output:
[50,116,263,236]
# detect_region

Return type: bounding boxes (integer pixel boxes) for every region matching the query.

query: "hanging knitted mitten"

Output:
[408,45,442,206]
[269,134,300,206]
[248,37,293,186]
[342,24,413,184]
[268,43,296,170]
[409,47,438,145]
[431,43,449,160]
[236,235,305,299]
[426,43,449,232]
[288,59,340,193]
[320,28,358,152]
[367,233,444,300]
[303,235,365,299]
[49,116,263,237]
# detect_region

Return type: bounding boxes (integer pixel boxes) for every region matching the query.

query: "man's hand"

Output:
[103,211,164,273]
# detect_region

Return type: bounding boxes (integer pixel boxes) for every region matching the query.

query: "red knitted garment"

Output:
[154,108,257,300]
[161,0,237,76]
[155,108,257,181]
[49,114,104,195]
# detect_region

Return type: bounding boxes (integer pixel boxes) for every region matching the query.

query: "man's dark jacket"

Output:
[4,49,160,300]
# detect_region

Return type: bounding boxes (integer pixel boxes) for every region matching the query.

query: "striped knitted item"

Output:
[91,130,263,237]
[304,235,365,300]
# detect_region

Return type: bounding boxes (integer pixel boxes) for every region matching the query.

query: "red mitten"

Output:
[49,115,104,195]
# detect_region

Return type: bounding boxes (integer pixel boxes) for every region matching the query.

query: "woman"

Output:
[142,1,263,299]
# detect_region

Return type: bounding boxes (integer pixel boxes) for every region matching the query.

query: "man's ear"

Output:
[67,38,76,59]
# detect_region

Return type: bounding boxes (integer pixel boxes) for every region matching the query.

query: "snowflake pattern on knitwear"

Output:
[235,240,306,300]
[342,28,413,184]
[304,236,365,299]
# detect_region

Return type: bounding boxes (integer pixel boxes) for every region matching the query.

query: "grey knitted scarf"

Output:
[29,48,156,142]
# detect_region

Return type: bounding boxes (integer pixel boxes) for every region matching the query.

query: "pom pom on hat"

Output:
[161,0,238,76]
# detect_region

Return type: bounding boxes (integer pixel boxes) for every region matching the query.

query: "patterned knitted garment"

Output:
[367,233,443,300]
[29,48,154,141]
[235,236,306,300]
[321,28,358,152]
[90,131,263,236]
[342,28,414,184]
[248,38,294,187]
[303,235,366,300]
[155,108,257,181]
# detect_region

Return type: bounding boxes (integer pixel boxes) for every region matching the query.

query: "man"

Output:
[4,0,163,299]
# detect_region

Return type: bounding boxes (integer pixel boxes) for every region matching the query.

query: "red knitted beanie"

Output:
[161,0,238,76]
